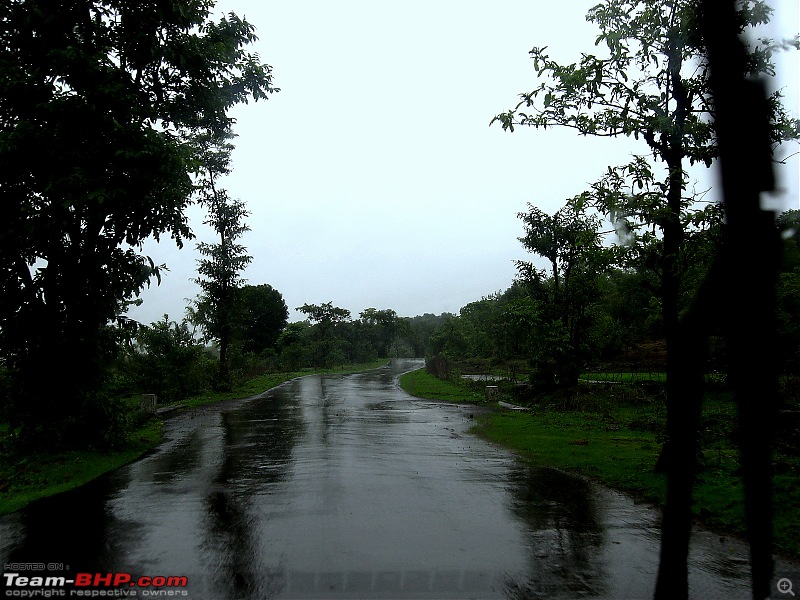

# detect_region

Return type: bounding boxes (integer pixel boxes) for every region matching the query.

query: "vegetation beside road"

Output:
[0,360,387,515]
[0,420,162,515]
[169,359,388,409]
[398,367,485,404]
[398,367,800,559]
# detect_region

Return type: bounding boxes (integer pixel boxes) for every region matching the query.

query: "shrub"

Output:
[426,355,451,380]
[121,317,213,403]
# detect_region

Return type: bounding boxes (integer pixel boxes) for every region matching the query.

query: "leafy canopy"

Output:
[0,0,277,448]
[493,0,798,163]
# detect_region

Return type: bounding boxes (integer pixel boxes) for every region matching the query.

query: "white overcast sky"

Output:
[126,0,800,325]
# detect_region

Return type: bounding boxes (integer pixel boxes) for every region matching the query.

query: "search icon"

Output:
[778,578,795,596]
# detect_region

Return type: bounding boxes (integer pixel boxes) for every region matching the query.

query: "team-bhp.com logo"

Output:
[3,571,189,597]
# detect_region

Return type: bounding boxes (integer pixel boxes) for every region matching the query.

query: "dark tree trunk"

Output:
[705,20,780,595]
[654,4,781,598]
[654,31,704,600]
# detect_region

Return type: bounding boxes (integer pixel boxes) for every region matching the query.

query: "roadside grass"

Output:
[475,409,667,503]
[398,367,800,560]
[0,420,163,515]
[399,367,485,404]
[0,359,388,515]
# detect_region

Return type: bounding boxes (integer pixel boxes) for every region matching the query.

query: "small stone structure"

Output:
[485,385,499,402]
[141,394,158,414]
[498,400,530,412]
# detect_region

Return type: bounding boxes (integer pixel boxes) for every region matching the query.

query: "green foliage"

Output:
[580,372,667,384]
[593,269,662,349]
[122,316,213,403]
[425,355,452,380]
[190,130,253,389]
[269,305,427,370]
[775,211,800,375]
[494,0,796,153]
[429,293,533,366]
[236,284,289,355]
[276,321,313,371]
[0,1,277,449]
[516,197,618,387]
[405,313,454,357]
[494,0,798,352]
[297,302,352,330]
[295,302,351,368]
[358,308,403,358]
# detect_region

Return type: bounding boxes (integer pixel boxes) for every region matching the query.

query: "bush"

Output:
[426,355,451,380]
[230,349,279,385]
[121,317,213,403]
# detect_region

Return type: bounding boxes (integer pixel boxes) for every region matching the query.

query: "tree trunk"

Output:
[701,4,780,594]
[654,31,703,600]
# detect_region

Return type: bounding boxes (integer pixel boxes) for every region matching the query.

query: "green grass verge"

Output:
[398,368,800,559]
[0,359,389,515]
[0,420,163,515]
[473,409,666,503]
[399,367,486,403]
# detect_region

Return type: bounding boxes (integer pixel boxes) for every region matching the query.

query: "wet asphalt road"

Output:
[0,359,792,599]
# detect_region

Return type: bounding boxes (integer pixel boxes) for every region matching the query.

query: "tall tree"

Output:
[359,308,400,358]
[296,302,351,368]
[0,2,277,448]
[191,129,252,388]
[516,196,617,387]
[406,313,454,358]
[236,284,289,355]
[696,2,782,596]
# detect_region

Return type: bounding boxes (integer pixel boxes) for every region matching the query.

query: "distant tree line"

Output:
[108,297,449,406]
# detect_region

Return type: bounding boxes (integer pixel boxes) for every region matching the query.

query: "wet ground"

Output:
[0,359,794,599]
